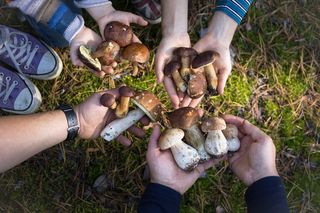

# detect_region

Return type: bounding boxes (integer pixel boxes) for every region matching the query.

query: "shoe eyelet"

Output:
[0,72,3,77]
[6,76,11,81]
[24,65,29,69]
[13,80,19,85]
[35,45,39,49]
[28,41,32,45]
[21,38,25,42]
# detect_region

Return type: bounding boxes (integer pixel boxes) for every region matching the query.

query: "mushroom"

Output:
[191,51,219,96]
[222,124,241,152]
[168,107,211,162]
[78,45,101,71]
[104,21,133,47]
[201,117,228,158]
[164,60,187,92]
[187,70,207,99]
[115,86,135,118]
[174,47,198,81]
[101,91,162,141]
[122,43,150,76]
[91,40,120,66]
[159,128,200,171]
[100,93,117,109]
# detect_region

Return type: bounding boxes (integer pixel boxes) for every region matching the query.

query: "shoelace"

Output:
[0,27,38,73]
[0,72,18,104]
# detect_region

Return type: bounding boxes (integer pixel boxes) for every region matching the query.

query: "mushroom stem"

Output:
[132,62,139,77]
[101,108,145,141]
[170,141,200,171]
[204,64,218,95]
[115,96,130,118]
[180,57,191,81]
[172,70,187,92]
[205,130,228,157]
[184,125,211,162]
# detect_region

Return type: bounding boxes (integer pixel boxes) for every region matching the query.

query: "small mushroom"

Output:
[100,93,117,109]
[91,40,120,66]
[164,60,187,92]
[159,128,200,171]
[191,51,219,96]
[201,117,228,158]
[122,43,150,76]
[104,21,133,47]
[168,107,211,162]
[101,91,162,141]
[174,47,198,81]
[222,124,241,152]
[115,86,135,118]
[78,45,101,71]
[187,70,207,99]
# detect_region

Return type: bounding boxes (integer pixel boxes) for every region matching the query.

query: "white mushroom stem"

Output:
[180,57,191,81]
[101,108,145,141]
[172,70,187,92]
[184,125,211,162]
[132,62,139,77]
[227,137,241,152]
[204,64,218,93]
[170,141,200,171]
[204,130,228,157]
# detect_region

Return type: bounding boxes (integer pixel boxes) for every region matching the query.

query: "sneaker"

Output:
[0,25,62,80]
[131,0,161,24]
[0,66,41,114]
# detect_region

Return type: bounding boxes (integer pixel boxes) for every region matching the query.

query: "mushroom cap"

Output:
[104,21,133,47]
[122,43,150,63]
[100,93,116,107]
[168,107,200,129]
[158,128,185,150]
[132,91,162,122]
[119,86,135,97]
[174,47,198,58]
[222,124,239,139]
[191,51,219,69]
[78,45,101,71]
[201,117,226,132]
[187,71,207,99]
[164,60,181,76]
[93,40,120,65]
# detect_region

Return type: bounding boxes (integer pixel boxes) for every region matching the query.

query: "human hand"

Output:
[70,26,114,77]
[146,125,220,194]
[155,34,203,109]
[74,88,147,146]
[223,115,279,186]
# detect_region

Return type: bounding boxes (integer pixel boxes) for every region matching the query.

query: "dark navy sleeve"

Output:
[245,176,290,213]
[138,183,181,213]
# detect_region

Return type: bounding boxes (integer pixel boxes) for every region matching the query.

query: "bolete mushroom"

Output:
[115,86,135,118]
[101,91,162,141]
[122,43,150,76]
[201,117,228,158]
[168,107,211,162]
[191,51,219,96]
[159,128,200,171]
[100,93,117,109]
[104,21,133,47]
[91,40,120,66]
[187,71,207,99]
[222,124,241,152]
[174,47,198,81]
[164,60,187,92]
[78,45,101,71]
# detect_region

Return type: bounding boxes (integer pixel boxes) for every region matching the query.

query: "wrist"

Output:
[87,4,115,23]
[58,104,80,141]
[249,170,279,186]
[151,179,184,195]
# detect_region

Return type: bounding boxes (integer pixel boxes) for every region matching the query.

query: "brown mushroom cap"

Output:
[191,51,219,69]
[78,45,101,71]
[100,93,116,107]
[222,124,239,139]
[174,47,198,58]
[164,60,181,76]
[158,128,185,150]
[122,43,150,63]
[201,117,227,132]
[187,71,207,99]
[104,21,133,47]
[93,40,120,65]
[168,107,200,129]
[132,91,162,122]
[119,86,135,97]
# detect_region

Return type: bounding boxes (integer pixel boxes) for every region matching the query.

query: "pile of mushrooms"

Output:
[79,21,150,77]
[164,48,220,98]
[159,107,241,171]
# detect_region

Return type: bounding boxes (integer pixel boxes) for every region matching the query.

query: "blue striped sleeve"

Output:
[215,0,253,24]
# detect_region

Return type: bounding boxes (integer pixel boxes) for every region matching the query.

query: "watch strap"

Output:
[58,104,80,141]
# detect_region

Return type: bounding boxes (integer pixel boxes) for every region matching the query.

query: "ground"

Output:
[0,0,319,212]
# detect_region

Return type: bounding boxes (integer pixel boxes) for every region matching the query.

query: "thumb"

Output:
[155,53,166,83]
[147,124,161,151]
[128,13,148,26]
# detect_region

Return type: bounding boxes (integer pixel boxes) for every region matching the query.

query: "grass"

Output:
[0,0,320,212]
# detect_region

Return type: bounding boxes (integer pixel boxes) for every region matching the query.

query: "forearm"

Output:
[74,0,113,23]
[161,0,188,36]
[0,110,68,173]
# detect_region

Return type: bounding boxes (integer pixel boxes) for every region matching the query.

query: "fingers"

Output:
[164,77,180,109]
[189,96,203,108]
[128,13,148,26]
[139,116,151,126]
[101,66,114,74]
[147,124,161,151]
[128,126,145,138]
[180,95,192,108]
[132,34,142,43]
[217,68,231,94]
[116,135,132,146]
[155,53,166,83]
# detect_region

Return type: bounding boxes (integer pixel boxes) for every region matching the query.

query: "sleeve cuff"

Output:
[215,0,252,24]
[74,0,111,8]
[64,15,84,43]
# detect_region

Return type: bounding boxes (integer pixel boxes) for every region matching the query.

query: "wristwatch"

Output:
[58,104,80,141]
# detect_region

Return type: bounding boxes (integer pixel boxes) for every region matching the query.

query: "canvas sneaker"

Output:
[131,0,161,24]
[0,66,41,114]
[0,25,62,80]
